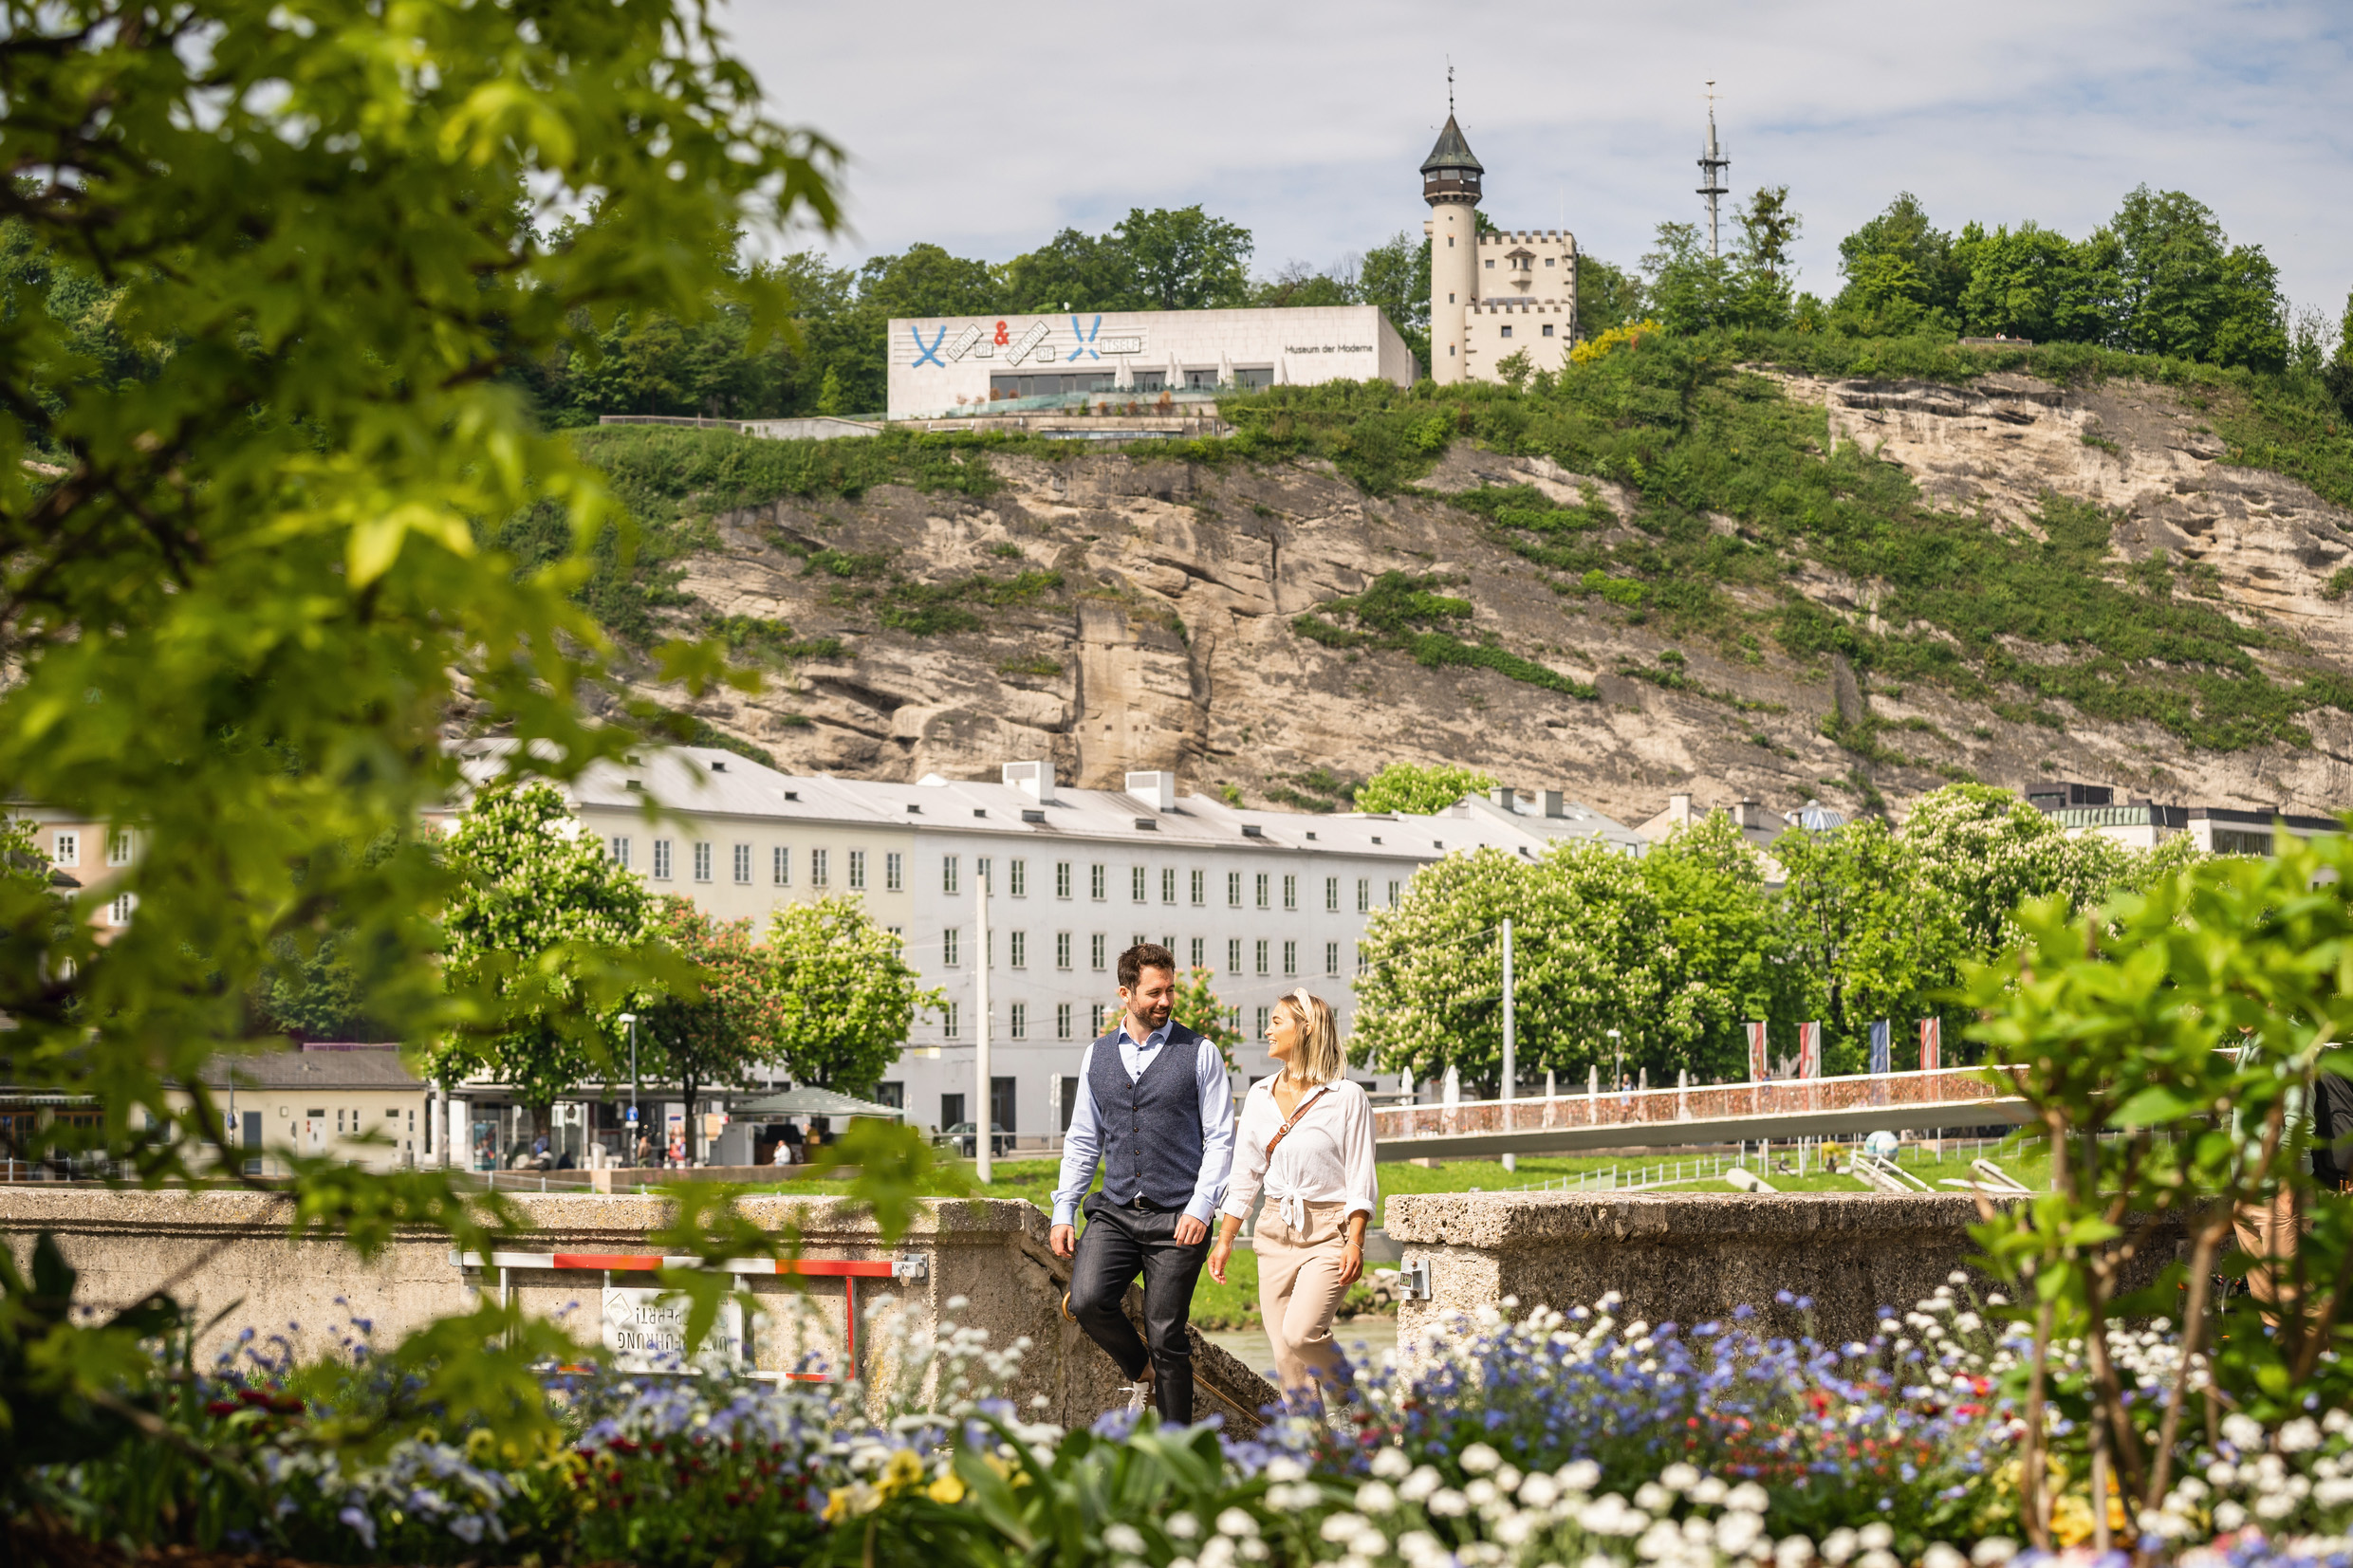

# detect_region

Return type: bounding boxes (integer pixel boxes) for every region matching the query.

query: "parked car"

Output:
[934,1121,1012,1157]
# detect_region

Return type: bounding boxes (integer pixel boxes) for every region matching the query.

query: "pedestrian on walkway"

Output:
[1050,943,1236,1424]
[1209,988,1376,1407]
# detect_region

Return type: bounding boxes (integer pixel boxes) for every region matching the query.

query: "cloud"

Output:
[727,0,2352,311]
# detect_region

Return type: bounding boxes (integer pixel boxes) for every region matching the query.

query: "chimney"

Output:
[1540,789,1566,818]
[1734,799,1768,830]
[1490,786,1517,812]
[1124,770,1176,812]
[1668,791,1694,825]
[1003,760,1056,804]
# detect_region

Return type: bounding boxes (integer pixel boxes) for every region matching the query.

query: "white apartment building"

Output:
[446,747,1637,1149]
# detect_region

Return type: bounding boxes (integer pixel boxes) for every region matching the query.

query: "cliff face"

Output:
[631,372,2353,825]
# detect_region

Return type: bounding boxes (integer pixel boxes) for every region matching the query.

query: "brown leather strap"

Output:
[1261,1083,1330,1162]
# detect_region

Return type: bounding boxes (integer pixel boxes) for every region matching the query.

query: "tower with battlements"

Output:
[1421,110,1578,386]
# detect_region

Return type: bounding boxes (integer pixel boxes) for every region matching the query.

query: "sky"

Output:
[729,0,2353,323]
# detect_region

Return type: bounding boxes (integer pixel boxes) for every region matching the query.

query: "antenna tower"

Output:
[1696,81,1731,258]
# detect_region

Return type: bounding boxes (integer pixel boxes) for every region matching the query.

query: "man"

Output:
[1050,942,1235,1424]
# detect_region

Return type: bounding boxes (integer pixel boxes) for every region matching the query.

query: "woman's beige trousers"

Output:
[1253,1199,1353,1397]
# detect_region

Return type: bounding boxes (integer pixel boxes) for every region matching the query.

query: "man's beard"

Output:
[1132,998,1173,1029]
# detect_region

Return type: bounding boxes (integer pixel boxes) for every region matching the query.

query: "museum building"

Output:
[883,304,1416,419]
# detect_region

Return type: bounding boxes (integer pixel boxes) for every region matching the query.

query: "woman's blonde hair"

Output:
[1275,988,1345,1084]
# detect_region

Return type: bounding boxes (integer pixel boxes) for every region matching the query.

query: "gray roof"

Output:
[732,1085,907,1121]
[1420,114,1483,175]
[198,1045,424,1092]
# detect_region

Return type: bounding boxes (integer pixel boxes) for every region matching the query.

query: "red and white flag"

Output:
[1798,1021,1821,1079]
[1746,1021,1769,1080]
[1918,1017,1941,1072]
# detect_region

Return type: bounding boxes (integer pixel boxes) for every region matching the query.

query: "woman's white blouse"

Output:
[1219,1077,1379,1230]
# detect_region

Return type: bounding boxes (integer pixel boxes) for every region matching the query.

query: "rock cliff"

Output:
[619,371,2353,825]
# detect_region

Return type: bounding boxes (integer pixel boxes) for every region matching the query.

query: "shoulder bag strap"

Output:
[1261,1083,1331,1162]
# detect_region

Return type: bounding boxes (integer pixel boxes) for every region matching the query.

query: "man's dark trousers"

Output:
[1066,1191,1207,1424]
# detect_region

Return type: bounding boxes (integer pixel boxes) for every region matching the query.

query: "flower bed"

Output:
[20,1288,2352,1568]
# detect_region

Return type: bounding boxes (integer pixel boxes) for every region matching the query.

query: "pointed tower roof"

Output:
[1419,114,1483,176]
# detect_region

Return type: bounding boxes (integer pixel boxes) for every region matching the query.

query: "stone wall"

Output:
[0,1188,1272,1432]
[1385,1190,2181,1349]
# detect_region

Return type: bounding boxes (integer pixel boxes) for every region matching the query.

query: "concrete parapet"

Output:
[0,1188,1272,1432]
[1385,1191,2181,1349]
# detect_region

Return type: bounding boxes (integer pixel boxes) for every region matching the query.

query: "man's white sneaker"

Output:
[1123,1382,1148,1415]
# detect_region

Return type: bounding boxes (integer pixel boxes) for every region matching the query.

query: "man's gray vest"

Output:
[1088,1024,1207,1209]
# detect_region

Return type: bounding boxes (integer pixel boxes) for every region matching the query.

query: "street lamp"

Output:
[619,1013,639,1166]
[1606,1028,1622,1093]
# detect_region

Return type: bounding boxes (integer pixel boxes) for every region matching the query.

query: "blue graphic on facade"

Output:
[1867,1019,1891,1076]
[909,323,949,368]
[1065,314,1102,361]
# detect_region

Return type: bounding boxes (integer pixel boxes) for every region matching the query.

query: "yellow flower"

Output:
[881,1449,925,1493]
[927,1469,967,1505]
[824,1482,883,1523]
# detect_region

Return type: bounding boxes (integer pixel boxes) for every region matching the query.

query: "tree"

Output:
[766,895,936,1094]
[1114,206,1253,311]
[1493,349,1533,390]
[1355,762,1497,816]
[1358,231,1432,368]
[1899,784,2132,960]
[2327,286,2353,419]
[1773,816,1942,1070]
[1635,814,1785,1079]
[1574,254,1644,339]
[429,783,660,1131]
[1640,220,1789,334]
[1170,966,1245,1073]
[1733,185,1802,286]
[1953,222,2115,344]
[1833,193,1965,330]
[639,896,784,1165]
[2107,185,2288,370]
[1250,259,1358,309]
[0,0,842,1432]
[1000,227,1140,313]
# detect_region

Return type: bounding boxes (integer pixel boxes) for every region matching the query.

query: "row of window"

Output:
[942,855,1398,913]
[938,932,1359,979]
[598,839,1409,914]
[607,839,906,893]
[935,999,1299,1043]
[44,829,136,869]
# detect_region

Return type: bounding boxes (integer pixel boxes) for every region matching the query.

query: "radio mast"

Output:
[1696,82,1731,258]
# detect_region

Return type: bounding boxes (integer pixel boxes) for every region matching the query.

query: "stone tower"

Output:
[1421,114,1483,387]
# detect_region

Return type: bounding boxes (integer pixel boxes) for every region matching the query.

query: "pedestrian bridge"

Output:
[1369,1067,2030,1161]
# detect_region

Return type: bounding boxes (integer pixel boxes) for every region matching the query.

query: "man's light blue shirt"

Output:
[1049,1018,1235,1229]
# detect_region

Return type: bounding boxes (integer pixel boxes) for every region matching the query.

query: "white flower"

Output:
[1923,1544,1966,1568]
[1239,1539,1268,1562]
[1462,1443,1502,1474]
[1357,1482,1400,1515]
[2254,1490,2300,1521]
[1216,1507,1260,1539]
[1322,1514,1372,1544]
[1776,1537,1817,1568]
[2223,1413,2266,1451]
[1198,1541,1235,1568]
[1691,1476,1729,1506]
[1106,1524,1147,1555]
[2214,1502,2249,1532]
[1660,1463,1702,1492]
[1495,1465,1525,1494]
[2209,1461,2239,1487]
[1339,1557,1377,1568]
[1858,1553,1899,1568]
[1580,1495,1648,1537]
[1466,1480,1499,1507]
[1520,1472,1561,1508]
[1171,1559,1196,1568]
[1636,1520,1686,1561]
[1727,1482,1770,1514]
[2326,1409,2352,1435]
[1399,1465,1443,1503]
[1169,1513,1201,1540]
[1398,1531,1444,1563]
[2314,1478,2353,1507]
[1716,1512,1766,1555]
[1428,1488,1471,1518]
[1969,1538,2016,1565]
[1372,1447,1414,1480]
[1857,1523,1894,1552]
[1636,1482,1673,1512]
[1558,1460,1603,1495]
[1496,1511,1537,1546]
[1267,1455,1310,1483]
[1821,1527,1860,1565]
[2281,1417,2324,1453]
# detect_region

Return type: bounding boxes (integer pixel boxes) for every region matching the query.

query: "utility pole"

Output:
[1500,918,1515,1174]
[1696,81,1731,259]
[620,1013,638,1167]
[974,867,992,1184]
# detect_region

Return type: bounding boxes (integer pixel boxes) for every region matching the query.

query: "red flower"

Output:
[206,1400,240,1417]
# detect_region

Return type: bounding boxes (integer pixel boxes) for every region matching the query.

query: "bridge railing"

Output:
[1371,1067,2014,1141]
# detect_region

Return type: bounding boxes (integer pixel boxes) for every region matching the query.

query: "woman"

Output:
[1208,988,1378,1403]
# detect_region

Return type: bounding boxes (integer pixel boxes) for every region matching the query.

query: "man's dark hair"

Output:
[1118,942,1178,990]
